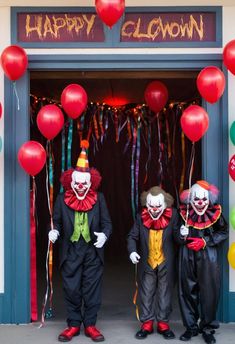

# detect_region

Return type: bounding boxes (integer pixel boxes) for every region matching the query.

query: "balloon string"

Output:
[39,240,51,328]
[40,141,54,327]
[185,142,195,226]
[180,131,186,193]
[13,81,20,111]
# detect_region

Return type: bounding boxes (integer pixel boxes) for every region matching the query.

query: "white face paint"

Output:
[190,184,209,215]
[146,193,166,220]
[71,171,91,200]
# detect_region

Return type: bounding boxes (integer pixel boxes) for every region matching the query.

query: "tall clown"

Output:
[127,186,179,340]
[175,180,228,344]
[48,140,112,342]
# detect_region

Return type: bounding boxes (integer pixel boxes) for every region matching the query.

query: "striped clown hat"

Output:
[75,140,90,172]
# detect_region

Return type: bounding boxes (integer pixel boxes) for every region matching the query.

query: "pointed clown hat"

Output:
[75,140,90,172]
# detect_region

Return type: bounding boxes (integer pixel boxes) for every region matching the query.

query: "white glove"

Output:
[130,252,140,264]
[48,229,59,243]
[180,225,189,237]
[94,232,107,248]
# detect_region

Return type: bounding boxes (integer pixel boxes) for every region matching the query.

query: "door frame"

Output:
[1,53,229,323]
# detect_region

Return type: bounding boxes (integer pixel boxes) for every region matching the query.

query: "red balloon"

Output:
[229,155,235,181]
[18,141,46,176]
[95,0,125,28]
[61,84,88,119]
[37,104,64,140]
[223,39,235,75]
[0,102,2,119]
[197,66,225,104]
[144,81,168,113]
[0,45,28,81]
[181,105,209,142]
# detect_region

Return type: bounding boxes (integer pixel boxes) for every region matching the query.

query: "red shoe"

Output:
[58,327,80,342]
[157,321,175,339]
[85,326,105,342]
[135,320,154,339]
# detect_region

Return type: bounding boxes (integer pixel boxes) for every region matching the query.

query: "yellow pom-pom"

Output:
[80,139,89,149]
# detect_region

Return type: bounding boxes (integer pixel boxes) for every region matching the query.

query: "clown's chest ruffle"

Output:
[180,204,221,229]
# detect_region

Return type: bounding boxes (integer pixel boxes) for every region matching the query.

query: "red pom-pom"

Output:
[80,140,89,149]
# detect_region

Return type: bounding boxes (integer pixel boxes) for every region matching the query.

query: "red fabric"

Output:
[141,208,173,230]
[85,326,104,340]
[180,204,221,229]
[186,237,206,251]
[157,321,169,332]
[64,188,97,211]
[30,190,37,321]
[59,327,80,340]
[141,320,154,332]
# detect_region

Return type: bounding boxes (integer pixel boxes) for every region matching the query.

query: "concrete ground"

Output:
[1,262,234,344]
[1,320,235,344]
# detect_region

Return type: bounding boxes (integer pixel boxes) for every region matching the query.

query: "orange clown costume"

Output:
[175,180,228,344]
[48,140,112,342]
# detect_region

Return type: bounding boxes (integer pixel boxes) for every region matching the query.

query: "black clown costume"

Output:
[127,186,180,340]
[49,140,112,342]
[174,180,228,344]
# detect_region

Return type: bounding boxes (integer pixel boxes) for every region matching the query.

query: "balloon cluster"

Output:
[223,39,235,269]
[18,83,88,176]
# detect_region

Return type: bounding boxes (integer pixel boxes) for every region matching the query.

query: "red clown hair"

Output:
[60,167,102,191]
[180,180,219,204]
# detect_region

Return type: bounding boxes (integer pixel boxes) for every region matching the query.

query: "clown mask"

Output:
[71,171,91,200]
[146,193,166,220]
[190,183,209,215]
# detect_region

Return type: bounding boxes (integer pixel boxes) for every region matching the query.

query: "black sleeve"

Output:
[98,193,112,240]
[52,194,63,235]
[173,211,186,246]
[204,214,228,247]
[127,215,141,255]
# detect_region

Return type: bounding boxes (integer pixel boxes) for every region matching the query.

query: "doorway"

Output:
[30,70,202,322]
[3,53,228,324]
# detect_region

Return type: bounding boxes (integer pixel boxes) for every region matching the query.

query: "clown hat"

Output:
[75,140,90,172]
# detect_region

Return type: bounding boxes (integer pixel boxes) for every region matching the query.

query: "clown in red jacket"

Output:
[48,140,112,342]
[127,186,179,340]
[175,180,228,344]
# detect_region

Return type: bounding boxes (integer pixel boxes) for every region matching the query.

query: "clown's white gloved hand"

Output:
[180,225,189,237]
[94,232,107,248]
[130,252,141,264]
[48,229,59,243]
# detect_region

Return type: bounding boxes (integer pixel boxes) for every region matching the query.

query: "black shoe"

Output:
[180,329,198,341]
[135,329,153,339]
[157,329,175,339]
[202,330,216,344]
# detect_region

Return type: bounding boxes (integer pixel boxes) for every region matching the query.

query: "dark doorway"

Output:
[29,70,202,323]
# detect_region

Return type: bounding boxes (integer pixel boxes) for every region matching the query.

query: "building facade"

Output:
[0,0,235,323]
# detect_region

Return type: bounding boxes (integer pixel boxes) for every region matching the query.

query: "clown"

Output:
[48,140,112,342]
[176,180,228,344]
[127,186,179,340]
